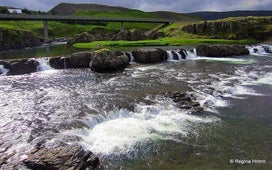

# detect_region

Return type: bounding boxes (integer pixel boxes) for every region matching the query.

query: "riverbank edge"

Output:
[0,44,252,76]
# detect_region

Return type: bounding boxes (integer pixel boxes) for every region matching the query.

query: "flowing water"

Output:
[0,44,272,169]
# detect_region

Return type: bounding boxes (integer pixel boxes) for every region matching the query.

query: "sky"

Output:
[0,0,272,13]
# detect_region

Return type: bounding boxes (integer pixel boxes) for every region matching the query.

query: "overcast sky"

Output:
[0,0,271,13]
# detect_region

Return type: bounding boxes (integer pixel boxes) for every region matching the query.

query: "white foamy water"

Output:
[127,52,136,64]
[36,58,55,72]
[256,72,272,85]
[186,48,197,60]
[61,99,218,156]
[195,57,255,64]
[167,50,175,61]
[247,44,272,56]
[186,68,265,112]
[0,64,9,75]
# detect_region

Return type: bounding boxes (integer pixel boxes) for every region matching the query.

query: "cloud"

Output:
[0,0,272,13]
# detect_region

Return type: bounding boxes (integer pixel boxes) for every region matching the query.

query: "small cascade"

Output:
[0,65,9,75]
[173,51,182,60]
[167,50,175,61]
[247,44,272,56]
[61,57,67,69]
[128,52,136,64]
[186,48,198,59]
[37,58,54,71]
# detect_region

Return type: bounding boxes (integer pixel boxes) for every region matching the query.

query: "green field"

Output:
[73,37,256,49]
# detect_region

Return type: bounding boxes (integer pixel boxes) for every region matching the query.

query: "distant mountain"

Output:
[49,3,198,22]
[188,10,272,20]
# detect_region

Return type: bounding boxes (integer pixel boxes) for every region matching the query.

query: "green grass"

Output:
[0,21,109,38]
[73,37,257,49]
[76,9,160,19]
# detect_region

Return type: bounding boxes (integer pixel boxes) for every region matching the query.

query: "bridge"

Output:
[0,14,173,40]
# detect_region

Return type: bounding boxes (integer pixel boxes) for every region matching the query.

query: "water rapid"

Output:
[0,44,272,169]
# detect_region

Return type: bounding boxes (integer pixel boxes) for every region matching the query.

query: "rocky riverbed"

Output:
[0,44,252,75]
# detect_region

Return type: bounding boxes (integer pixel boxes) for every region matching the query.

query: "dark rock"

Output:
[130,29,146,41]
[116,30,131,40]
[172,51,179,60]
[132,49,167,63]
[178,49,187,59]
[23,143,100,170]
[90,50,129,72]
[0,59,39,75]
[196,44,249,57]
[68,29,158,45]
[163,91,203,114]
[67,51,93,68]
[263,45,272,53]
[182,17,272,40]
[49,56,68,69]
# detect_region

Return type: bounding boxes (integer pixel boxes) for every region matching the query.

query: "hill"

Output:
[188,10,272,20]
[49,3,197,22]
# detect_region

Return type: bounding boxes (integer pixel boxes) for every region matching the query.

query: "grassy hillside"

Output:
[0,20,109,38]
[0,3,197,39]
[50,3,196,21]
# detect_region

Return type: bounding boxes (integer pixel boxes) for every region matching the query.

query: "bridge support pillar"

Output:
[43,20,48,41]
[120,22,124,31]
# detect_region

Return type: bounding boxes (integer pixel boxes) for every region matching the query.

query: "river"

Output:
[0,44,271,169]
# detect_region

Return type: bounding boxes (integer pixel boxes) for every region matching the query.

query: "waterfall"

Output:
[60,57,67,69]
[128,52,136,64]
[0,65,9,75]
[247,44,272,56]
[37,58,54,71]
[167,50,174,61]
[174,50,182,60]
[186,48,198,59]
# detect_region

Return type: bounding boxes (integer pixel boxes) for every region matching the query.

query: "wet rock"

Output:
[178,49,187,59]
[196,44,249,57]
[163,91,203,114]
[90,50,129,72]
[263,45,272,53]
[67,51,94,68]
[132,48,167,63]
[172,51,179,60]
[23,143,100,170]
[49,56,68,69]
[0,59,39,75]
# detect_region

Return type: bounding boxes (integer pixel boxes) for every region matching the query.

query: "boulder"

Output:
[49,56,68,69]
[23,144,100,170]
[163,91,203,114]
[67,51,93,68]
[196,44,249,57]
[178,49,187,59]
[90,50,129,72]
[130,29,146,41]
[132,49,167,63]
[115,30,131,40]
[0,59,39,75]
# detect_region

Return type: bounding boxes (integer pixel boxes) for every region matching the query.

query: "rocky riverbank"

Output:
[0,28,42,51]
[0,44,262,76]
[23,142,100,170]
[182,16,272,40]
[67,29,164,46]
